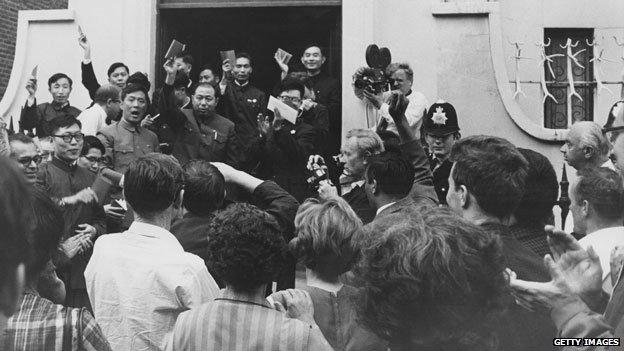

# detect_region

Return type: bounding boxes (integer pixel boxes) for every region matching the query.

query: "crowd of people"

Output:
[1,31,624,351]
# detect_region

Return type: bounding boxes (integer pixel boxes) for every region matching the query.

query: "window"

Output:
[544,28,594,129]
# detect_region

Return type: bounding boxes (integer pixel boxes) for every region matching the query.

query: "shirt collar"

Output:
[218,288,272,308]
[119,118,140,133]
[376,201,397,216]
[127,221,183,248]
[586,226,624,239]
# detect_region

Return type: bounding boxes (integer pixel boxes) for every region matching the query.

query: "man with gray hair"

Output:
[561,121,613,171]
[363,62,429,138]
[77,84,122,136]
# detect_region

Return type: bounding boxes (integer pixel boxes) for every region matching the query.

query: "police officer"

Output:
[422,100,461,205]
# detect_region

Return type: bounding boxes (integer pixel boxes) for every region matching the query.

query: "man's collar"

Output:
[119,118,139,132]
[127,221,182,248]
[51,101,70,110]
[235,80,249,87]
[219,288,272,308]
[51,156,78,172]
[376,201,397,216]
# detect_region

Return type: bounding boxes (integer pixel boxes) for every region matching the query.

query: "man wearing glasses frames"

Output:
[38,114,106,311]
[8,133,41,185]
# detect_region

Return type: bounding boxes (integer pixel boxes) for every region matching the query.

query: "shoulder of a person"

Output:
[98,123,117,135]
[69,106,82,114]
[214,113,235,128]
[92,232,125,250]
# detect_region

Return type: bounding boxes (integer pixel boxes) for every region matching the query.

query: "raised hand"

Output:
[274,50,289,74]
[363,90,383,109]
[75,223,97,240]
[611,245,624,286]
[269,289,316,325]
[163,59,177,76]
[272,108,284,131]
[25,78,37,97]
[387,91,409,124]
[545,225,583,261]
[64,187,98,206]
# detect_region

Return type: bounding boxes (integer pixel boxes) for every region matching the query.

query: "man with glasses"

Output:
[8,133,41,185]
[422,100,461,205]
[37,115,106,311]
[77,84,122,136]
[162,59,243,167]
[257,78,319,202]
[97,84,159,173]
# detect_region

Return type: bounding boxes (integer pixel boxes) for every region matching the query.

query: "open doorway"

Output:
[156,6,342,94]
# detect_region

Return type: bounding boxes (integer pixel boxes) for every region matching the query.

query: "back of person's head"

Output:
[345,129,385,157]
[47,73,72,88]
[450,135,528,219]
[365,149,415,199]
[285,71,312,88]
[0,157,32,317]
[290,198,363,278]
[121,83,148,101]
[385,62,413,81]
[25,188,64,283]
[124,153,183,218]
[94,84,121,105]
[277,78,305,98]
[47,114,81,135]
[107,62,129,77]
[514,148,558,226]
[570,121,611,162]
[356,207,506,351]
[81,135,105,156]
[173,72,190,90]
[8,133,34,154]
[207,203,285,292]
[575,167,624,220]
[235,52,253,66]
[182,160,225,216]
[126,72,151,92]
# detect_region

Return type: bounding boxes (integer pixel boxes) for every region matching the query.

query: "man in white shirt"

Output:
[363,62,428,138]
[77,84,122,136]
[85,153,219,351]
[572,167,624,292]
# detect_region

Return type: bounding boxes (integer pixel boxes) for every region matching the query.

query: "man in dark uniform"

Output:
[162,60,243,168]
[421,100,461,205]
[276,45,340,156]
[258,78,319,202]
[218,52,267,172]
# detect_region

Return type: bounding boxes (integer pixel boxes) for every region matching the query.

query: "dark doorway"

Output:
[156,6,341,95]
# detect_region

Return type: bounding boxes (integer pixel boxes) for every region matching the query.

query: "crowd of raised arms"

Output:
[1,32,624,351]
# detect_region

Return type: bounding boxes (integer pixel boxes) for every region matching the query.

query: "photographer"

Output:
[309,91,436,224]
[355,63,428,138]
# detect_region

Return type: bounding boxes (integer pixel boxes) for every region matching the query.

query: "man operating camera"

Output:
[361,63,429,138]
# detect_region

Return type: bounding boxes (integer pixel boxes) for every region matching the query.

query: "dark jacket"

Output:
[429,157,452,205]
[307,74,340,154]
[217,81,267,170]
[37,157,106,290]
[81,61,100,101]
[259,119,319,202]
[171,181,299,285]
[481,223,556,351]
[20,100,81,137]
[162,84,243,168]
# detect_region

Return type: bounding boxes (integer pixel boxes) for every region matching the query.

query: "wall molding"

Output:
[432,2,567,141]
[0,9,75,129]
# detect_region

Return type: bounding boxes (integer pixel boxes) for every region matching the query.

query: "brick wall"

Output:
[0,0,68,99]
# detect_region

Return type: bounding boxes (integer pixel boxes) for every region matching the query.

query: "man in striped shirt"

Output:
[165,203,332,351]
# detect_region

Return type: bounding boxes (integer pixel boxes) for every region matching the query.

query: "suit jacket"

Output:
[259,119,319,202]
[171,180,299,283]
[482,223,557,351]
[217,82,267,170]
[307,74,341,154]
[37,157,106,290]
[162,84,243,167]
[20,100,81,137]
